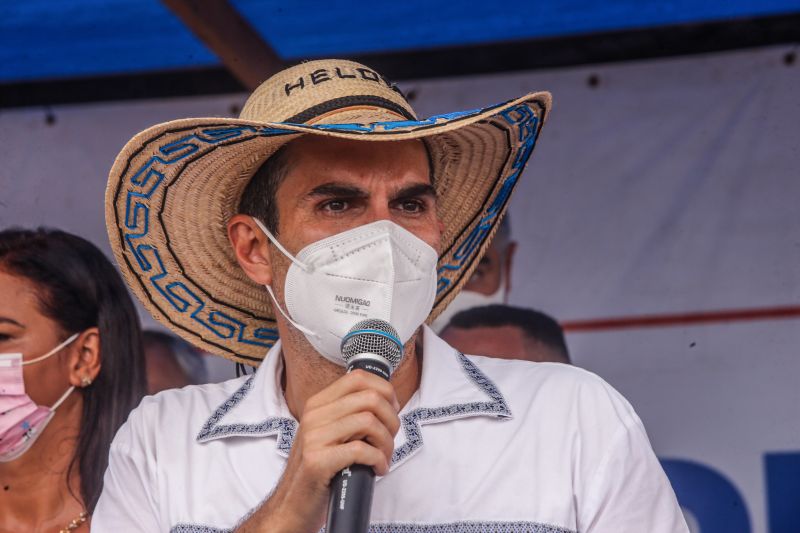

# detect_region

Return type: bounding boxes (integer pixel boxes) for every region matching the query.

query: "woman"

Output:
[0,228,146,532]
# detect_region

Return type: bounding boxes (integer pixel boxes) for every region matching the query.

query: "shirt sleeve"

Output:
[576,380,689,533]
[92,402,162,532]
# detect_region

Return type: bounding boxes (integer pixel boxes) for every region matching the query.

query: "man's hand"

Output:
[235,370,401,533]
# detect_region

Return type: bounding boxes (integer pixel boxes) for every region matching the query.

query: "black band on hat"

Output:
[286,95,416,124]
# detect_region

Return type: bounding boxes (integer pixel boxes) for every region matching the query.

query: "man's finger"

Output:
[304,369,399,414]
[303,388,401,436]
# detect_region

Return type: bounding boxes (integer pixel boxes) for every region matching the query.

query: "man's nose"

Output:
[363,200,392,224]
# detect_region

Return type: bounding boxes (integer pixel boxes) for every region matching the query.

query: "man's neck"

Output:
[280,328,424,419]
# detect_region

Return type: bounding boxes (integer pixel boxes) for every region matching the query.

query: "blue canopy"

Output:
[2,0,799,83]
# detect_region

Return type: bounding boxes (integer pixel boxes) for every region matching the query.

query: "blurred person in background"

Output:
[440,304,571,364]
[142,330,209,394]
[0,228,146,532]
[430,215,516,331]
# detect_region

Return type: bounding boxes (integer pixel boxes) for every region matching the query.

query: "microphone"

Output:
[325,319,404,533]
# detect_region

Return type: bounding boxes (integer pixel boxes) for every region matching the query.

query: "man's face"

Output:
[225,135,442,367]
[228,135,443,358]
[463,243,505,296]
[273,136,442,256]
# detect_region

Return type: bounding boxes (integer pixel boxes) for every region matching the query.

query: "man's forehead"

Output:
[286,135,427,161]
[281,136,432,188]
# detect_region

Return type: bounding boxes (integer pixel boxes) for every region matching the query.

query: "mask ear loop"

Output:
[22,333,80,366]
[263,284,319,339]
[50,384,76,411]
[250,218,320,339]
[251,217,310,272]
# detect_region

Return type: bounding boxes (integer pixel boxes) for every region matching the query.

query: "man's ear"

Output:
[227,215,274,286]
[67,327,101,388]
[503,241,517,296]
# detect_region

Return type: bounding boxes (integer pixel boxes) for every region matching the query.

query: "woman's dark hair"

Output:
[0,227,146,512]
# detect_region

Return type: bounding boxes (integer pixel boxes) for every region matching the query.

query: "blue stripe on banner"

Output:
[765,452,800,533]
[661,458,751,533]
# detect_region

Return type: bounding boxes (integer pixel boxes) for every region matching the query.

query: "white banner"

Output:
[402,45,800,533]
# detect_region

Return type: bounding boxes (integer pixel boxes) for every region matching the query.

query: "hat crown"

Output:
[239,59,417,125]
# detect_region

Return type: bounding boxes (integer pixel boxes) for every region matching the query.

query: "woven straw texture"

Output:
[106,59,550,365]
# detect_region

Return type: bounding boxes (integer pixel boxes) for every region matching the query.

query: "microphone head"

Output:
[341,319,404,372]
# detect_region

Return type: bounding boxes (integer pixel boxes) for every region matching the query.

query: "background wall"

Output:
[405,45,800,533]
[2,44,798,532]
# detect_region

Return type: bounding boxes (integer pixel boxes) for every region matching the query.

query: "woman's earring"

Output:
[81,376,92,387]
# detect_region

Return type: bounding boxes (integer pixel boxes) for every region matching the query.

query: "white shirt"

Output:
[93,327,688,532]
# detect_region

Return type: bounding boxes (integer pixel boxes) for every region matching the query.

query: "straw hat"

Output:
[106,59,550,365]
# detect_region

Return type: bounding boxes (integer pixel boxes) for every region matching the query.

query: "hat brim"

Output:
[106,92,551,364]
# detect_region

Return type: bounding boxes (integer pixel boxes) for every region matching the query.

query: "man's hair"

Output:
[237,144,293,235]
[447,304,570,363]
[143,329,209,385]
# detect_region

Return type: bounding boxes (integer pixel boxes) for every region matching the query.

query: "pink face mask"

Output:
[0,333,79,462]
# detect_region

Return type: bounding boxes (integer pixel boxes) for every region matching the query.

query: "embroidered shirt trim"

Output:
[392,352,512,467]
[195,376,297,455]
[195,348,511,466]
[170,521,575,533]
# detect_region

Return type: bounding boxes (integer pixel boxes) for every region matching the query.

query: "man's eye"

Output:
[399,200,424,213]
[322,200,348,212]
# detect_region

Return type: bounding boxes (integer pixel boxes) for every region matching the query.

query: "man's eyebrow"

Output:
[0,317,24,328]
[304,182,369,199]
[391,183,437,200]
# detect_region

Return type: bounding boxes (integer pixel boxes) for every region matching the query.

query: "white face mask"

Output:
[430,277,507,333]
[253,219,439,366]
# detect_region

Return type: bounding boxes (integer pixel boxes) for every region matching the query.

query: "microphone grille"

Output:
[341,319,403,371]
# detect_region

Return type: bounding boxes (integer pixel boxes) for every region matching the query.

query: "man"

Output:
[143,330,209,394]
[440,304,571,364]
[95,60,687,532]
[430,216,516,332]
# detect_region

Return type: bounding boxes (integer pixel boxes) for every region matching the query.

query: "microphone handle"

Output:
[325,356,391,533]
[326,463,375,533]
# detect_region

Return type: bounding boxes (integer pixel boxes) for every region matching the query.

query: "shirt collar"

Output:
[196,340,297,456]
[389,325,512,469]
[196,326,512,466]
